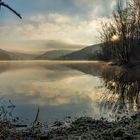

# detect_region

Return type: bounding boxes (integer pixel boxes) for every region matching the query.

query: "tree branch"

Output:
[0,2,22,19]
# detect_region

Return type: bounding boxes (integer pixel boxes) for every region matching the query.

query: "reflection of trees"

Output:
[65,62,140,118]
[101,67,140,115]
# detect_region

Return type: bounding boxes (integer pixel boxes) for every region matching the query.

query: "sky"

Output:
[0,0,118,54]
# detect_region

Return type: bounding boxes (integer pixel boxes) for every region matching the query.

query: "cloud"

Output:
[0,13,111,45]
[74,0,118,17]
[0,39,84,54]
[0,0,116,52]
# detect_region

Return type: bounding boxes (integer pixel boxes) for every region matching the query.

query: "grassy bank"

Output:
[1,112,140,140]
[46,114,140,140]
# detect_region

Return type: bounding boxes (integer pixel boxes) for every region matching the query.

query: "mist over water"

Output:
[0,61,139,124]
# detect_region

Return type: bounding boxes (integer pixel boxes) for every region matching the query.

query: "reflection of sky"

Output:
[0,61,107,123]
[0,61,138,123]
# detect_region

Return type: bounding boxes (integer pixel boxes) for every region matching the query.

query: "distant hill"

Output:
[0,49,11,60]
[0,43,101,61]
[36,50,73,60]
[59,44,101,60]
[9,52,36,60]
[0,49,36,60]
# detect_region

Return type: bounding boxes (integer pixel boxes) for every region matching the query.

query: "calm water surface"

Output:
[0,61,139,124]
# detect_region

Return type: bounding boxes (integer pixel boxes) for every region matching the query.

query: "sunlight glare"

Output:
[111,35,119,41]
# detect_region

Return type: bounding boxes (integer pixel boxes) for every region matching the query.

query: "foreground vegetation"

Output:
[0,99,140,140]
[1,113,140,140]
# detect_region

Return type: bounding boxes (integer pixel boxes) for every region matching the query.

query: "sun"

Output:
[111,35,119,41]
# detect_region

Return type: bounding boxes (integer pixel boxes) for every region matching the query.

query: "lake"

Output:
[0,61,139,124]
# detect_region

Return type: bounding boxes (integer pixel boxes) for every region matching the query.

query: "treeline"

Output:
[99,0,140,65]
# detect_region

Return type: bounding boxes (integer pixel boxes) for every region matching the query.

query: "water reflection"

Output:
[0,61,104,124]
[65,62,140,119]
[0,61,139,123]
[101,66,140,117]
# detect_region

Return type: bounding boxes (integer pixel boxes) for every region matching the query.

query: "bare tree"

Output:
[113,1,132,64]
[99,23,116,60]
[99,0,140,65]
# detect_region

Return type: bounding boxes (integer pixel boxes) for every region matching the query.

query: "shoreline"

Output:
[46,113,140,140]
[1,112,140,140]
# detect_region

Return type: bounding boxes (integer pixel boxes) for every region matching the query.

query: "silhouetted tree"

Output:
[100,0,140,65]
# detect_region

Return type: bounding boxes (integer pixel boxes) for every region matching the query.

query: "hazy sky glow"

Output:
[0,0,118,53]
